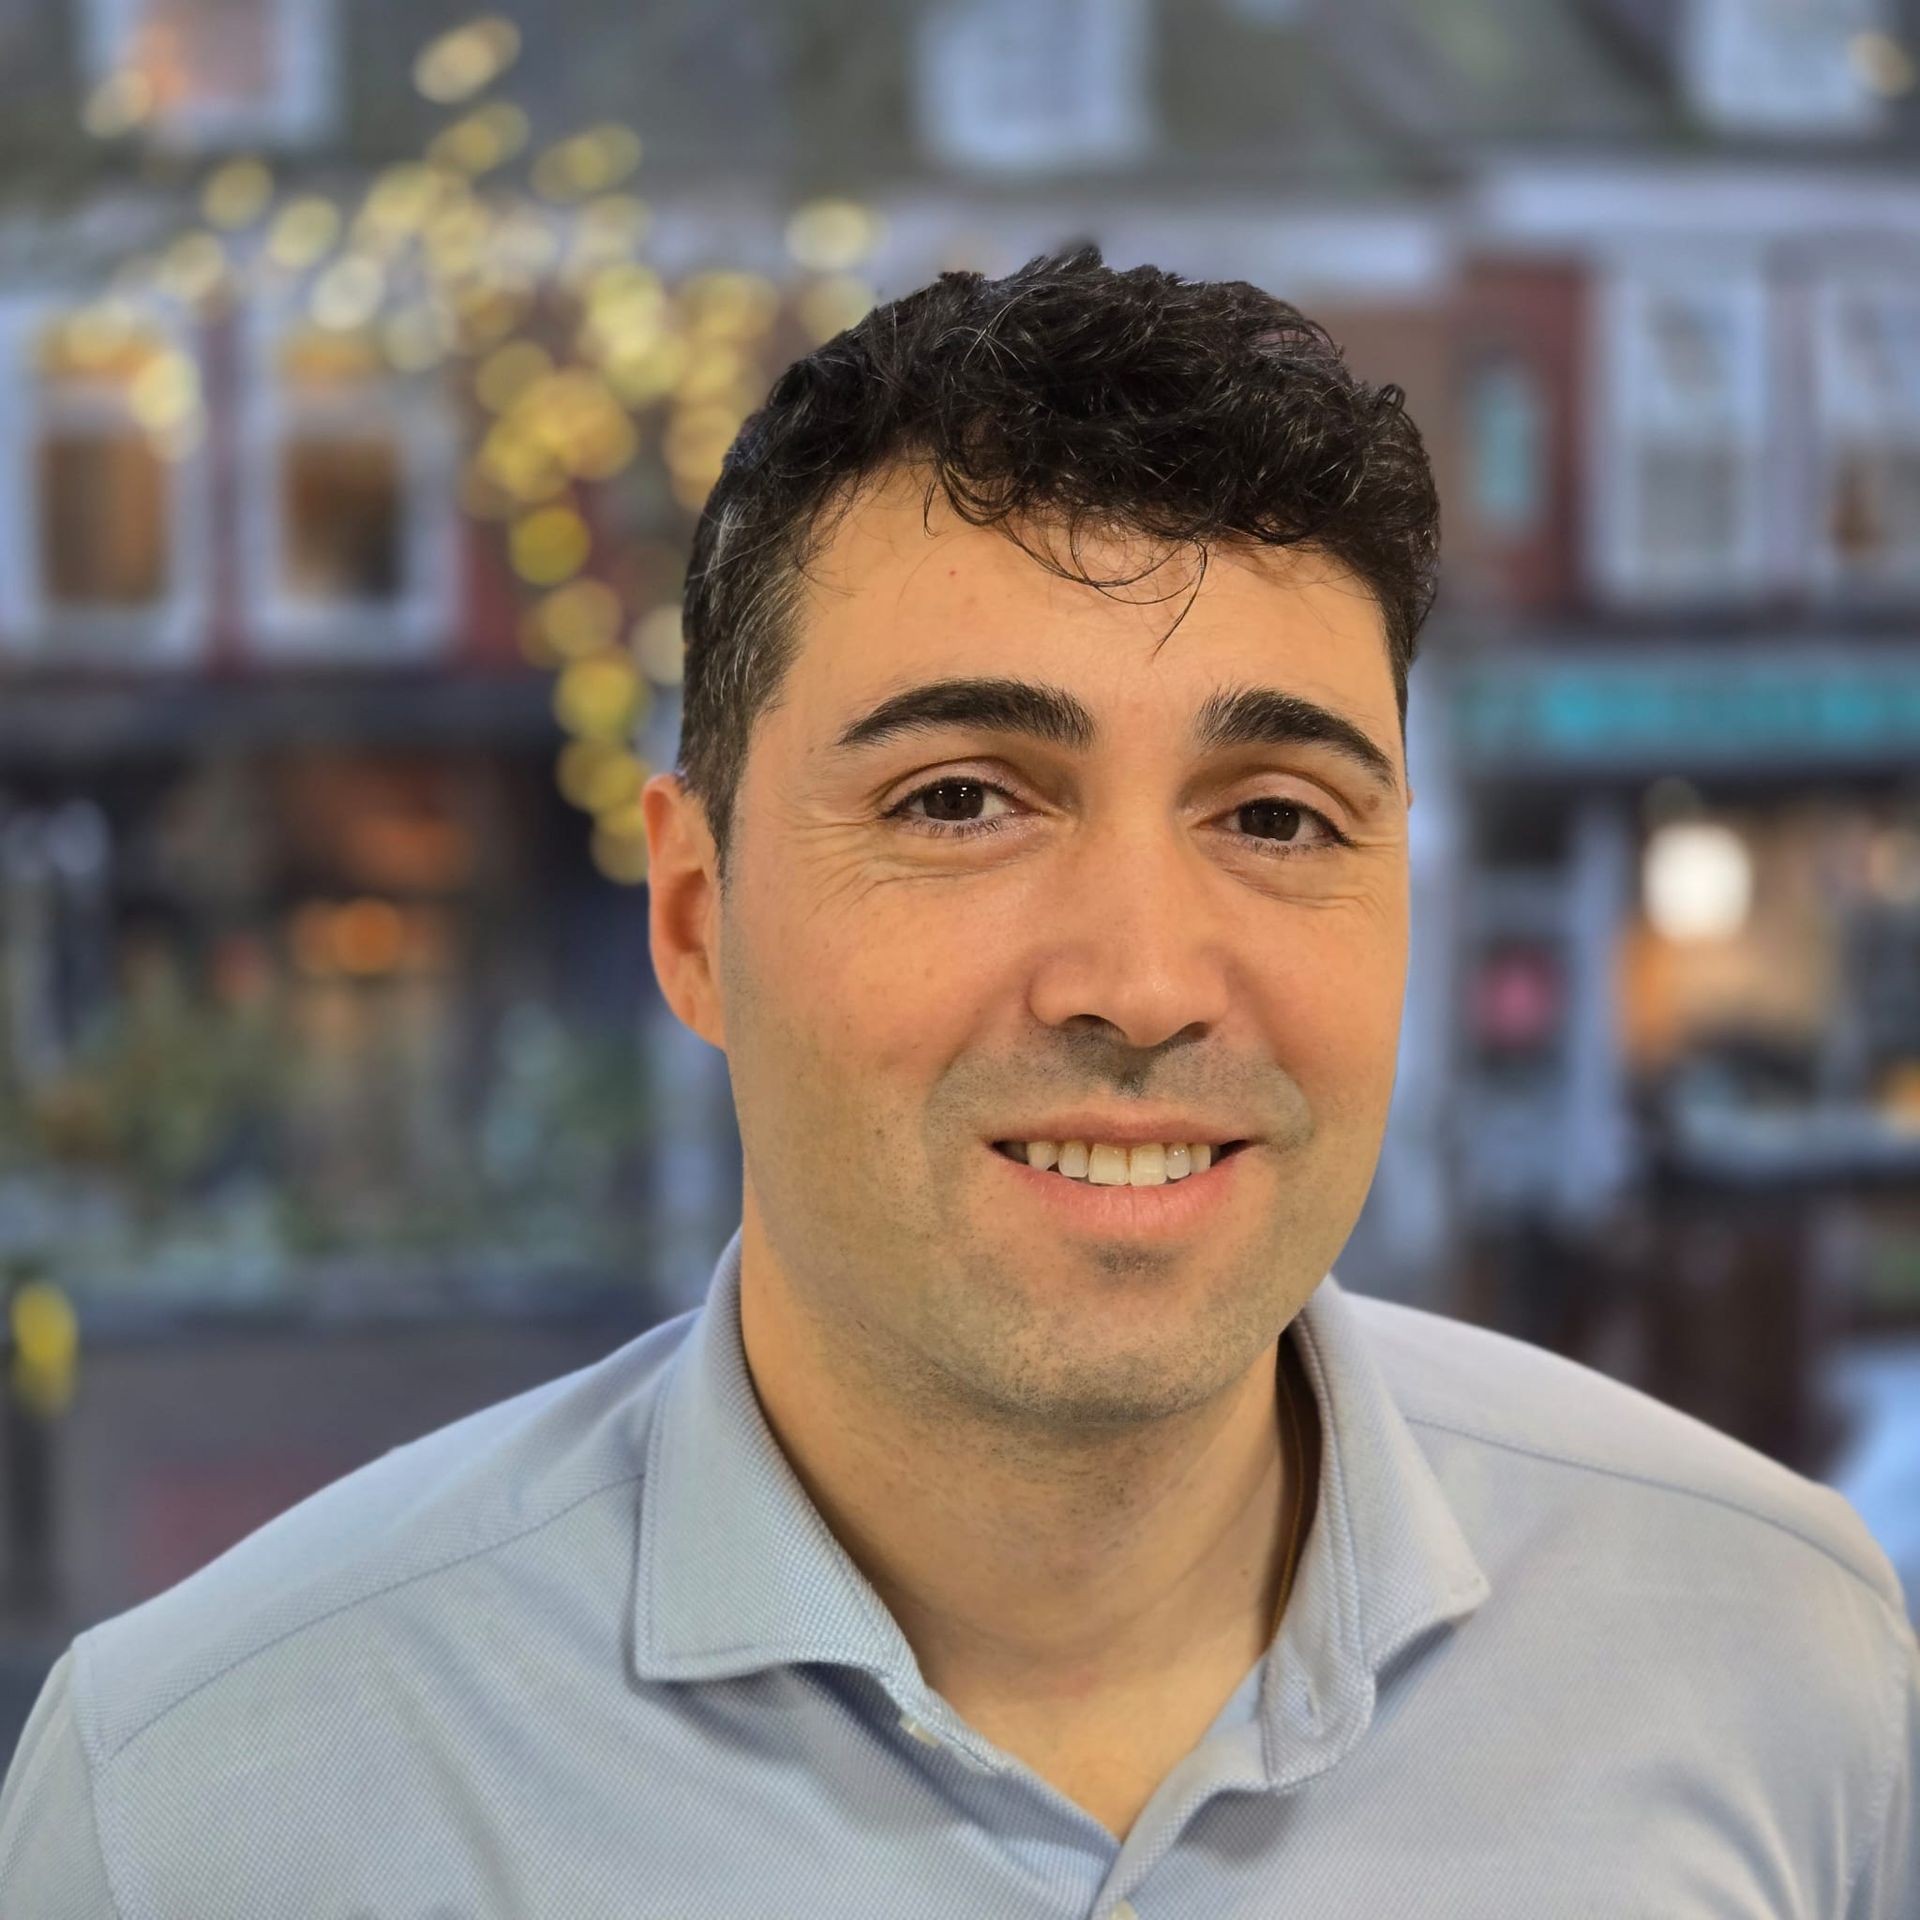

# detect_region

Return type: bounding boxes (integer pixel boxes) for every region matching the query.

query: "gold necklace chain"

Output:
[1270,1339,1309,1642]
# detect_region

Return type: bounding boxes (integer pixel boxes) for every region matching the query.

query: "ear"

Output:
[642,772,726,1051]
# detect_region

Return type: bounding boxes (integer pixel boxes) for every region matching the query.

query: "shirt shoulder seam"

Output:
[105,1465,648,1768]
[70,1635,133,1920]
[1402,1409,1900,1608]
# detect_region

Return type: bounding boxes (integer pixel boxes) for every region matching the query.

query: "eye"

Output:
[886,777,1020,840]
[883,779,1352,856]
[1227,798,1349,855]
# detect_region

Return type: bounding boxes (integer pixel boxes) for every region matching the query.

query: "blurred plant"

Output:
[1,941,284,1223]
[0,942,656,1293]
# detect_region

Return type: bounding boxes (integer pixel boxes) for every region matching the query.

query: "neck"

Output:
[735,1231,1317,1716]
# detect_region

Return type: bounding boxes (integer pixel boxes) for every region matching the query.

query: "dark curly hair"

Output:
[678,242,1439,878]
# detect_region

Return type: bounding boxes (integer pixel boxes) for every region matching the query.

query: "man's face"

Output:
[658,469,1411,1434]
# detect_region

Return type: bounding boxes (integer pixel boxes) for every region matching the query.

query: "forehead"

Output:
[786,468,1396,727]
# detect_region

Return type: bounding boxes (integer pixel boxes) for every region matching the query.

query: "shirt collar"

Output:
[633,1228,1490,1774]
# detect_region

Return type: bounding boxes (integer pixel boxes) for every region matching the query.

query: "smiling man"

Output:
[3,247,1914,1918]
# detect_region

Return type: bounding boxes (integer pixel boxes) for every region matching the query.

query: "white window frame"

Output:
[913,0,1154,175]
[1810,271,1920,599]
[0,296,212,665]
[1590,266,1774,606]
[80,0,336,150]
[239,295,459,665]
[1681,0,1889,138]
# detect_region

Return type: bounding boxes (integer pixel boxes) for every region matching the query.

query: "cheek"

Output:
[738,871,999,1088]
[1250,915,1407,1112]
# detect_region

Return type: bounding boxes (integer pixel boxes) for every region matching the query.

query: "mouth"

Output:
[990,1128,1259,1175]
[984,1135,1253,1237]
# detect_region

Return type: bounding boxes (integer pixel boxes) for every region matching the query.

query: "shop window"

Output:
[81,0,335,148]
[1594,275,1770,604]
[1681,0,1889,137]
[914,0,1153,174]
[241,317,457,661]
[1465,353,1548,541]
[39,431,168,607]
[1814,280,1920,596]
[0,305,211,661]
[283,436,403,602]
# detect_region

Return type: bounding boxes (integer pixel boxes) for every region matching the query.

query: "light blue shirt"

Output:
[3,1227,1915,1917]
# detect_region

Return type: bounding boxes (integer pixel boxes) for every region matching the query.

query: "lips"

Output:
[989,1140,1250,1165]
[985,1131,1251,1234]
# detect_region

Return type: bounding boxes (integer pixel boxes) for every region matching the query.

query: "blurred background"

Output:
[4,0,1920,1761]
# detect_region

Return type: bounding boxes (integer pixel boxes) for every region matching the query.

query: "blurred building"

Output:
[1,0,1918,1734]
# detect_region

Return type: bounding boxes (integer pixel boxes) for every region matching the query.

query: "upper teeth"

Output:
[1012,1141,1218,1186]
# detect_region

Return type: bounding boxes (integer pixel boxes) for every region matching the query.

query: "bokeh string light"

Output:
[76,13,886,886]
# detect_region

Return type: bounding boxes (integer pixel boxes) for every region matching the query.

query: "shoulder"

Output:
[70,1302,700,1772]
[1339,1285,1909,1622]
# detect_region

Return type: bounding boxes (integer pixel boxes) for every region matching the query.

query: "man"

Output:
[3,245,1913,1916]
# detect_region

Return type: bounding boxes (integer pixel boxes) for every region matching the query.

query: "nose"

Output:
[1024,808,1232,1050]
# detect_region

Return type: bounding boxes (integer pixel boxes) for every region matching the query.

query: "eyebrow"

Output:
[831,675,1401,797]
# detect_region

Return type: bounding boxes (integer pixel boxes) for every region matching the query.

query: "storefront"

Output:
[0,676,677,1317]
[1446,643,1920,1470]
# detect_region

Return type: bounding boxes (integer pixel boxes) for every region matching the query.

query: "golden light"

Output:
[82,70,153,138]
[665,402,748,495]
[785,197,885,274]
[796,274,876,345]
[462,463,520,522]
[41,303,143,376]
[358,163,450,238]
[280,326,383,385]
[452,284,527,349]
[632,606,686,687]
[591,825,651,886]
[332,897,408,975]
[310,255,386,331]
[604,336,690,408]
[668,341,743,404]
[566,195,652,278]
[412,15,522,105]
[267,196,342,270]
[516,603,562,663]
[580,263,669,358]
[156,232,228,305]
[488,206,561,285]
[477,421,566,505]
[128,351,200,431]
[427,101,531,174]
[557,739,648,812]
[424,197,493,278]
[511,504,592,585]
[680,270,780,340]
[553,654,644,738]
[586,262,665,311]
[532,125,643,202]
[1851,31,1917,95]
[520,369,638,481]
[382,305,457,372]
[201,157,274,230]
[538,578,624,657]
[9,1282,78,1417]
[475,339,553,412]
[10,1282,77,1375]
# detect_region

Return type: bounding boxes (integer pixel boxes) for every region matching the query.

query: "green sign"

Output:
[1453,652,1920,772]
